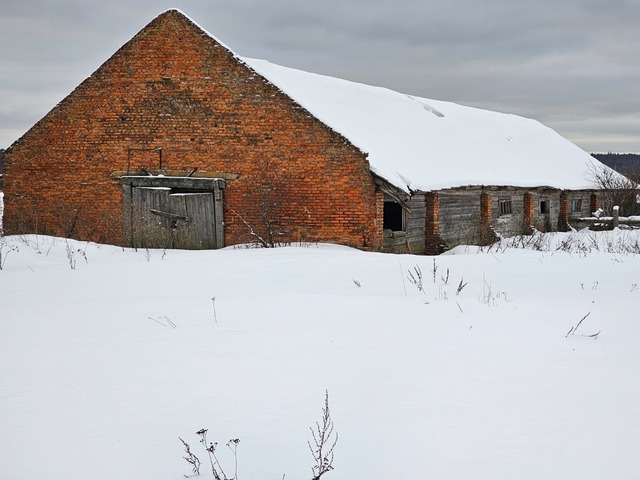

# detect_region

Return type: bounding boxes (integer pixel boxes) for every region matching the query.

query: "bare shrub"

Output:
[587,161,639,216]
[230,157,313,248]
[309,391,338,480]
[565,312,601,339]
[500,230,550,251]
[0,238,19,270]
[179,392,338,480]
[481,229,640,256]
[407,265,425,295]
[179,436,201,476]
[456,278,468,295]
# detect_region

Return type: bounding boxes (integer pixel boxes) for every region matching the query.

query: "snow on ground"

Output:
[1,231,640,480]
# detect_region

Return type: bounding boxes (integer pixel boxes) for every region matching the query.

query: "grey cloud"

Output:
[1,0,638,152]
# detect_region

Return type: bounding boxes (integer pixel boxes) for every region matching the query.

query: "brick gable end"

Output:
[3,10,381,248]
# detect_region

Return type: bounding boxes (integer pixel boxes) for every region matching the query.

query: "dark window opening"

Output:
[383,202,404,231]
[499,199,512,216]
[571,199,583,212]
[540,200,549,214]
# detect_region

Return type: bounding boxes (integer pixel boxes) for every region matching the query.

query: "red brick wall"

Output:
[3,10,379,248]
[523,192,534,234]
[480,192,494,244]
[369,191,384,250]
[558,192,569,231]
[590,193,599,215]
[425,192,442,254]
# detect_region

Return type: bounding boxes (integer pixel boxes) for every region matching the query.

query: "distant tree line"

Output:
[592,153,640,179]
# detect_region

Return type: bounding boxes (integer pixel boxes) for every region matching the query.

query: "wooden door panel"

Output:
[131,187,172,248]
[170,193,216,249]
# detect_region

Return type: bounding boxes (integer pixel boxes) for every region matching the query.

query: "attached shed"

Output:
[1,9,616,253]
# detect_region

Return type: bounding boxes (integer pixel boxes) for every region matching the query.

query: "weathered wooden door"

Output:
[130,186,173,248]
[122,177,224,249]
[169,193,216,249]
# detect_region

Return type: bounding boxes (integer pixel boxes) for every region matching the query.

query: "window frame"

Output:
[540,199,550,214]
[571,198,583,213]
[383,201,406,232]
[498,199,513,216]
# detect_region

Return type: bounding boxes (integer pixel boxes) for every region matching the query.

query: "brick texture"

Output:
[590,193,599,215]
[479,192,495,244]
[558,192,569,231]
[523,192,534,234]
[3,10,380,248]
[425,192,442,254]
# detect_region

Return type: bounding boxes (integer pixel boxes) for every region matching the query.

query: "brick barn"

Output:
[2,9,609,253]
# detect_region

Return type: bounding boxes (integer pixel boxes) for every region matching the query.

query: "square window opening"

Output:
[571,199,583,212]
[499,199,512,216]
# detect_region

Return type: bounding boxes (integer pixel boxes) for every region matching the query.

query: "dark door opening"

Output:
[383,201,404,231]
[540,200,549,214]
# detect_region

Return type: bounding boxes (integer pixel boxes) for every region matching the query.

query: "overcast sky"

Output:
[1,0,638,152]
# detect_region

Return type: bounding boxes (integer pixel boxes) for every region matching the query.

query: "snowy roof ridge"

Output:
[242,57,607,193]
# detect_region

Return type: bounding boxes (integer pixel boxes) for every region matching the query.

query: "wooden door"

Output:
[130,187,173,248]
[169,193,216,249]
[127,185,223,249]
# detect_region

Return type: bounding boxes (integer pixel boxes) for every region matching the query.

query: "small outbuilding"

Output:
[2,9,610,253]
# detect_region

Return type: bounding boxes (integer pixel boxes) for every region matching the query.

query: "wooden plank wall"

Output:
[438,189,482,247]
[492,191,526,237]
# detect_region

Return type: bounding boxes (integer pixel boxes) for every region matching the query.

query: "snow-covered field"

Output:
[1,231,640,480]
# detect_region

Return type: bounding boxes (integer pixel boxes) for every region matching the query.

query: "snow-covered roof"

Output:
[159,9,604,194]
[242,58,603,193]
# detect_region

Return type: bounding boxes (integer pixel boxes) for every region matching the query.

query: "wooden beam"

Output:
[150,208,191,222]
